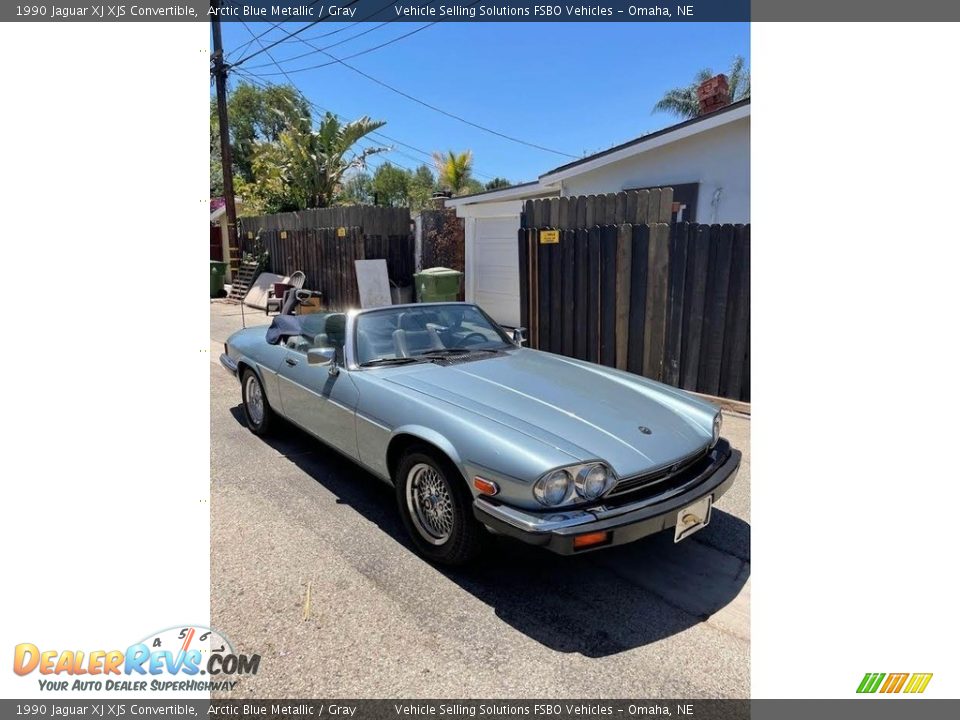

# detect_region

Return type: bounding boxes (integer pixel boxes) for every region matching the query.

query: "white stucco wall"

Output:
[558,116,750,223]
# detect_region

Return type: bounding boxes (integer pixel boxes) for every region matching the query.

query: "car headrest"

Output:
[324,314,346,346]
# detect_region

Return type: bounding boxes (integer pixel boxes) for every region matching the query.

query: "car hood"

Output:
[384,349,715,478]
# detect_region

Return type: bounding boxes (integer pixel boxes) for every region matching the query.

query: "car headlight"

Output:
[712,411,723,448]
[575,463,615,500]
[534,462,616,506]
[534,469,572,506]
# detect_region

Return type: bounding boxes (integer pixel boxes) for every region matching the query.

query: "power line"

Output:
[233,29,434,172]
[226,21,282,61]
[297,0,400,43]
[238,68,499,181]
[238,12,577,159]
[231,57,500,181]
[242,0,415,68]
[245,20,411,71]
[253,23,438,77]
[231,0,359,68]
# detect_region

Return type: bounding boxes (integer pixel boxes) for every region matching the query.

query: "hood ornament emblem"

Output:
[638,426,652,435]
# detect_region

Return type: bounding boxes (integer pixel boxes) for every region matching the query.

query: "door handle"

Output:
[285,357,298,367]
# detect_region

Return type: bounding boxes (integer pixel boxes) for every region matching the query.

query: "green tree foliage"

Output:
[484,177,512,191]
[432,150,475,196]
[371,163,410,207]
[339,163,438,210]
[408,164,437,211]
[239,112,388,212]
[339,171,374,206]
[653,55,750,119]
[210,83,310,190]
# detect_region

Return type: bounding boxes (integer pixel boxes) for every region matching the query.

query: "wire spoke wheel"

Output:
[406,463,455,545]
[244,374,264,426]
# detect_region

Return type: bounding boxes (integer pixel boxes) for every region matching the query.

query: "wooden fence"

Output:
[523,188,675,230]
[240,205,410,237]
[519,211,749,401]
[250,226,415,312]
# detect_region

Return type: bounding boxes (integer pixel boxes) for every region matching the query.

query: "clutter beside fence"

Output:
[238,205,415,312]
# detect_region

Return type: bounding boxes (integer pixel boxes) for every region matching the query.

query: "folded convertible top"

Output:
[265,315,306,345]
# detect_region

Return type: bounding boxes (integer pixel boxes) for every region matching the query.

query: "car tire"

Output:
[241,368,273,436]
[395,447,486,566]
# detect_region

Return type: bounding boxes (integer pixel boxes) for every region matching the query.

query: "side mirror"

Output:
[307,347,336,366]
[512,327,528,346]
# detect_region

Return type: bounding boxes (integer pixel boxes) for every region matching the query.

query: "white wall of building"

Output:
[559,116,750,224]
[457,199,526,327]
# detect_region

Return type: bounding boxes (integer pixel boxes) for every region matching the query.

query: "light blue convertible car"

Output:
[221,302,740,565]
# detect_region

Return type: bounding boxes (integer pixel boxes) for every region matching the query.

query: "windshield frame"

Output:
[349,303,515,370]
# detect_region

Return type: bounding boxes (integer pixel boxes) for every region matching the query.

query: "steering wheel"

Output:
[452,332,488,348]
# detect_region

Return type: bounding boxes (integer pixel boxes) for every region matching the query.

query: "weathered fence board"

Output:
[561,229,576,357]
[586,226,601,364]
[627,224,649,376]
[615,223,633,371]
[599,225,617,367]
[517,213,750,401]
[720,224,750,400]
[698,224,734,396]
[680,224,711,391]
[663,221,689,387]
[241,205,410,237]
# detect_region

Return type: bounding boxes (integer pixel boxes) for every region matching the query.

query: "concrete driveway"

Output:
[209,301,750,698]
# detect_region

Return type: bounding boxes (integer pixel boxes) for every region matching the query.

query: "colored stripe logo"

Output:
[857,672,932,694]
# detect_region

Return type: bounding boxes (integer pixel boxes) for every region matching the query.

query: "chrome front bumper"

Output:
[472,439,741,554]
[219,353,239,377]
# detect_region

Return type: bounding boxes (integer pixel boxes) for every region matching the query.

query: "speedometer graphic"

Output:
[137,625,236,675]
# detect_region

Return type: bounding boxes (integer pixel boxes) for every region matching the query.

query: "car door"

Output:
[276,339,360,459]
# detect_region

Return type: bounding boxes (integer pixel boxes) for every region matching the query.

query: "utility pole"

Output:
[211,0,239,279]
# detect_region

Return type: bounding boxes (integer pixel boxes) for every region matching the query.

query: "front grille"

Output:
[608,445,710,498]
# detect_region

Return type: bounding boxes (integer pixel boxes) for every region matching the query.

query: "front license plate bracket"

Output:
[674,495,713,542]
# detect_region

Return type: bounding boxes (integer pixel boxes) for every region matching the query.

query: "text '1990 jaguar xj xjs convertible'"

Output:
[221,302,740,565]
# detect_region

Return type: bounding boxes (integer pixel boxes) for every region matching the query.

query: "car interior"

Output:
[283,313,346,354]
[281,307,510,366]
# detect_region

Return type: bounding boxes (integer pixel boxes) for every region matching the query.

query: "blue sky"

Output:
[218,22,750,184]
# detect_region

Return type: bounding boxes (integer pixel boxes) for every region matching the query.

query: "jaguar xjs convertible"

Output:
[220,302,740,565]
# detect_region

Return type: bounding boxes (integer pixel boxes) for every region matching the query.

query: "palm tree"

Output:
[432,150,474,196]
[653,55,750,119]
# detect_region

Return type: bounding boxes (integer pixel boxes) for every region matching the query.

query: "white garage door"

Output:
[473,216,521,327]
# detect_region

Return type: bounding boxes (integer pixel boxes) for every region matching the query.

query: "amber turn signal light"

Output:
[473,477,499,496]
[573,531,610,550]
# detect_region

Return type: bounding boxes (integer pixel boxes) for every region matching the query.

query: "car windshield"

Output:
[355,305,513,366]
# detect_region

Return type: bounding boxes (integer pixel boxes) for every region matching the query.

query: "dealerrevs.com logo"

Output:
[857,672,933,694]
[13,625,260,692]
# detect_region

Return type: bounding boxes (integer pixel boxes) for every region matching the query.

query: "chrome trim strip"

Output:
[355,411,391,432]
[327,398,353,414]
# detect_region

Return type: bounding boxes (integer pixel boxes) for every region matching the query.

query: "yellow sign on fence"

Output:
[337,227,347,237]
[540,230,560,244]
[280,231,287,239]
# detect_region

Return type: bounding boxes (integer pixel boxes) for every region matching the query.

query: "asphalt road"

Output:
[209,302,750,698]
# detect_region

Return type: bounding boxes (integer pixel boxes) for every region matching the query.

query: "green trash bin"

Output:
[210,261,228,298]
[414,267,463,302]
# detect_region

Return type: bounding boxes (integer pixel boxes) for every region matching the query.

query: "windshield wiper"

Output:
[359,357,423,367]
[416,347,505,358]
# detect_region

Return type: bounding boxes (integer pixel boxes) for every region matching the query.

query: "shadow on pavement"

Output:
[228,406,750,657]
